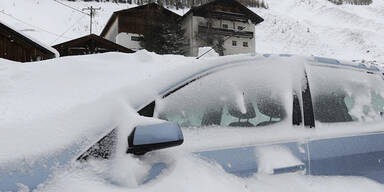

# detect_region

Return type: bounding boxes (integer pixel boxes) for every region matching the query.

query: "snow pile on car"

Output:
[0,51,198,164]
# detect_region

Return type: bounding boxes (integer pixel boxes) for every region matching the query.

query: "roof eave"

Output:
[0,21,58,58]
[100,13,117,37]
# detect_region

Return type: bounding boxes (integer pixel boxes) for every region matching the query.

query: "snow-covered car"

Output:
[2,54,384,191]
[151,54,384,182]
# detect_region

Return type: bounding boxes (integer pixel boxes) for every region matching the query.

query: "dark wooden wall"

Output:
[117,6,180,34]
[118,12,147,34]
[0,27,55,62]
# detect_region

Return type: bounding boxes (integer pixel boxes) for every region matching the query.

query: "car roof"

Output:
[152,54,383,105]
[310,56,381,73]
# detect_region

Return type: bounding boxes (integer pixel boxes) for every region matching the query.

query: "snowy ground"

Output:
[0,0,383,62]
[34,151,384,192]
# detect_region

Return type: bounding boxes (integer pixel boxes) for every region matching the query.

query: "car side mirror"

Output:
[127,122,184,155]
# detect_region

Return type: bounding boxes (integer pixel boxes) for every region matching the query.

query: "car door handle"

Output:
[273,164,305,174]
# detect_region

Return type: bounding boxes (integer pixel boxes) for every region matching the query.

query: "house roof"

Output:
[0,21,59,58]
[181,0,264,25]
[100,3,181,37]
[53,34,135,55]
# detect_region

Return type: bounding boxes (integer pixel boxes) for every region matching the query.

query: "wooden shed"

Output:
[53,34,134,57]
[0,21,57,62]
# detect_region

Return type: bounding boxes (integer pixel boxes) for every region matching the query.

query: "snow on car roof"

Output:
[311,56,381,73]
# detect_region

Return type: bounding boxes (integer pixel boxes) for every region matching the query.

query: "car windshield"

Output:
[307,64,384,123]
[155,59,298,128]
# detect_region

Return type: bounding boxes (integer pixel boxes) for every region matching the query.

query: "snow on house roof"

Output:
[0,20,60,58]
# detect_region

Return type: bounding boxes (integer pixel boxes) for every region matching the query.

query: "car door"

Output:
[154,59,310,177]
[305,60,384,183]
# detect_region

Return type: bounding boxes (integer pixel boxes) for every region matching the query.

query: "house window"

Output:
[232,41,237,46]
[243,42,248,47]
[131,36,143,41]
[238,26,244,30]
[223,24,228,29]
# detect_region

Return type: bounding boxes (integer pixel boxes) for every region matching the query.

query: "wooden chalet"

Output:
[53,34,134,57]
[182,0,264,25]
[179,0,264,56]
[0,21,57,62]
[100,3,181,50]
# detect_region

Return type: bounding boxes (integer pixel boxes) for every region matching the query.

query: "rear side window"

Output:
[307,64,384,123]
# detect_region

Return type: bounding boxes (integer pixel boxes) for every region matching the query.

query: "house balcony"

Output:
[198,25,254,39]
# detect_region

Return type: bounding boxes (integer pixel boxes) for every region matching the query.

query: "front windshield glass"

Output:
[307,64,384,123]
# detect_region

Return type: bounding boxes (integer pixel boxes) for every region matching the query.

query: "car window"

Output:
[307,64,384,123]
[157,95,286,128]
[155,62,292,128]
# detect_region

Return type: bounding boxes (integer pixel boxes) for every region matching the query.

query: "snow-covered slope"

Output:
[0,0,383,62]
[254,0,384,62]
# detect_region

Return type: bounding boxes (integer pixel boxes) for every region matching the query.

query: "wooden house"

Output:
[100,3,181,51]
[180,0,264,56]
[0,21,58,62]
[53,34,134,57]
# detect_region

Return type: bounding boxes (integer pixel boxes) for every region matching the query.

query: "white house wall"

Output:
[217,20,255,55]
[180,14,195,56]
[192,16,205,56]
[104,18,118,42]
[223,36,255,55]
[191,15,256,56]
[116,32,142,51]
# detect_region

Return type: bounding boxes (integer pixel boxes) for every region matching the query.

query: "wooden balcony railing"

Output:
[198,25,254,39]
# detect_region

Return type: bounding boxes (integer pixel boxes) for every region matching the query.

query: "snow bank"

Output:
[35,151,384,192]
[0,51,199,164]
[0,50,263,165]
